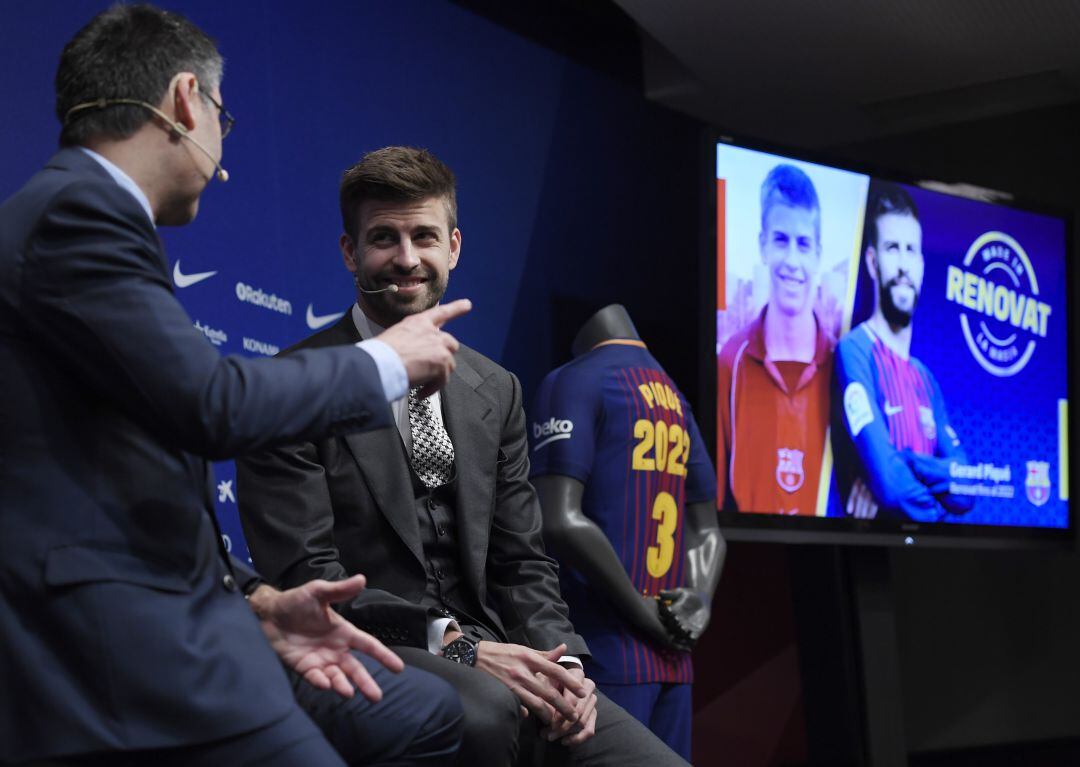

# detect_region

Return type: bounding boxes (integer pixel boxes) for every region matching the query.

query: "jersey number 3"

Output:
[647,491,677,578]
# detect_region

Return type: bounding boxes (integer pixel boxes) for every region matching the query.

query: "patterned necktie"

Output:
[408,387,455,487]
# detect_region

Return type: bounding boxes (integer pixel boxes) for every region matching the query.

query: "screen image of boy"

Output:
[831,181,975,522]
[717,164,833,515]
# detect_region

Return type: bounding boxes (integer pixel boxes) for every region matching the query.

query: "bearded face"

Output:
[869,212,923,328]
[345,196,460,328]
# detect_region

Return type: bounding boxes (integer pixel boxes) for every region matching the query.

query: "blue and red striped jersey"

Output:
[529,341,715,684]
[831,323,973,521]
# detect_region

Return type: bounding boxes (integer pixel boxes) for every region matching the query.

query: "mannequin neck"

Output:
[571,304,641,357]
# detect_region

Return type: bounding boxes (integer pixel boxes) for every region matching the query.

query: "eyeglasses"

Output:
[200,86,235,139]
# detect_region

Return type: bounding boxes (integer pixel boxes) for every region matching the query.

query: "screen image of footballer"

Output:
[715,141,1069,534]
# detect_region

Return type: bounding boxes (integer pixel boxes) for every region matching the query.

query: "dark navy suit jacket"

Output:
[0,148,393,762]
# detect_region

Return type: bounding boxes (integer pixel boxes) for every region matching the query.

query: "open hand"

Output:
[250,574,403,702]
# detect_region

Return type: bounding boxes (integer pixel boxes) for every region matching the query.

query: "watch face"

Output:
[445,638,476,666]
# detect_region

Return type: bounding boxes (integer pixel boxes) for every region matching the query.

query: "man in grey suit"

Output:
[237,147,690,766]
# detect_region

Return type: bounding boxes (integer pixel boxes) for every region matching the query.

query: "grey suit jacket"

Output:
[237,314,588,657]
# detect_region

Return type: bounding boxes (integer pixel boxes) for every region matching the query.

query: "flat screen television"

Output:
[710,136,1073,548]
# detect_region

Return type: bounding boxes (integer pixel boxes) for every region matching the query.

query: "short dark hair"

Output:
[339,147,457,240]
[56,4,222,147]
[865,181,919,250]
[760,163,821,241]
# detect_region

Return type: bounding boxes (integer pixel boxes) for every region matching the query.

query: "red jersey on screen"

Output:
[717,307,833,515]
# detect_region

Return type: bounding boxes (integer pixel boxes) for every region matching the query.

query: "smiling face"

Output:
[341,195,461,327]
[868,211,923,327]
[760,202,821,318]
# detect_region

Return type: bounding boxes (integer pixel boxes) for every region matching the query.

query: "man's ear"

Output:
[865,245,878,281]
[169,72,200,135]
[448,228,462,270]
[340,233,358,273]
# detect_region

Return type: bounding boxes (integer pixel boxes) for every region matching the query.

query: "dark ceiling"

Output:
[615,0,1080,148]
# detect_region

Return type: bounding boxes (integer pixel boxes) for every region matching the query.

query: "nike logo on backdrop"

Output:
[884,402,904,416]
[306,304,345,330]
[173,260,218,288]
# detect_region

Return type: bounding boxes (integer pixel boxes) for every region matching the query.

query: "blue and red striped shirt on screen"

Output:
[831,323,972,521]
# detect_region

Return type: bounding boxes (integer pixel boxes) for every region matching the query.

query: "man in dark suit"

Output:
[237,147,690,766]
[0,6,468,766]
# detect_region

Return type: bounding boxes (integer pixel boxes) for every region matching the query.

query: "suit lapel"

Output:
[343,429,424,567]
[339,314,424,566]
[440,357,498,595]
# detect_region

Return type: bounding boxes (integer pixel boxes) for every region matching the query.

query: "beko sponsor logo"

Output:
[242,337,281,356]
[532,418,573,450]
[173,260,217,288]
[235,282,293,315]
[193,319,227,346]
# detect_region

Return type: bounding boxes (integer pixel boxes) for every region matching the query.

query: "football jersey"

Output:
[831,322,973,521]
[716,308,833,515]
[529,341,715,685]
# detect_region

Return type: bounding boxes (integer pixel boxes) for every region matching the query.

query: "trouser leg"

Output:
[549,691,690,767]
[290,651,465,766]
[392,645,522,767]
[30,705,346,767]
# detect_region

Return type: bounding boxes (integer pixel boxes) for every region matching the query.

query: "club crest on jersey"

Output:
[775,448,805,493]
[1025,460,1051,507]
[918,406,937,441]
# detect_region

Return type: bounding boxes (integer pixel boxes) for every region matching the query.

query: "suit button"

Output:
[222,574,238,593]
[437,525,446,536]
[427,498,437,511]
[436,568,445,580]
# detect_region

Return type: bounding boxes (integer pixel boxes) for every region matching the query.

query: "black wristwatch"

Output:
[442,636,478,666]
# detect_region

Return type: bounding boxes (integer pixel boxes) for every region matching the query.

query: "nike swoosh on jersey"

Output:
[884,402,903,416]
[173,260,218,288]
[306,304,346,330]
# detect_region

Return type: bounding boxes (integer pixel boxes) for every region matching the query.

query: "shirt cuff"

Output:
[427,616,461,654]
[356,338,408,403]
[557,655,582,669]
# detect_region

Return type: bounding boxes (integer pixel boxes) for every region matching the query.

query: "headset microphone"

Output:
[64,97,229,182]
[357,284,400,295]
[174,128,230,185]
[171,123,229,182]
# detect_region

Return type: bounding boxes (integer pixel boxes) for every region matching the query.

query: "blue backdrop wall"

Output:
[1,0,705,563]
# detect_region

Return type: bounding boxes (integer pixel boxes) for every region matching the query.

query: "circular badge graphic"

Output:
[946,231,1051,378]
